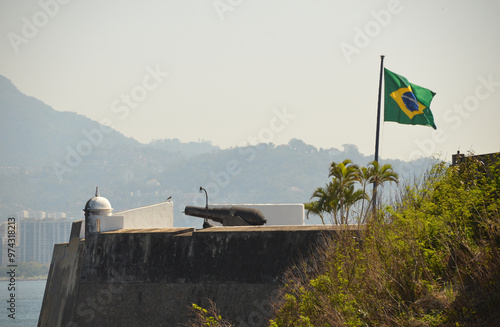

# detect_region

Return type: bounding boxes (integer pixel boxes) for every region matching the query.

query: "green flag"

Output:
[384,68,437,129]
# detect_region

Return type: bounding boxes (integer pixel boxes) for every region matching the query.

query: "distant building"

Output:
[0,238,7,266]
[18,218,73,264]
[0,222,11,266]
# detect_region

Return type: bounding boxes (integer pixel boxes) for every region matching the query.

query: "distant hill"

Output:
[0,75,139,168]
[148,138,219,158]
[0,75,435,226]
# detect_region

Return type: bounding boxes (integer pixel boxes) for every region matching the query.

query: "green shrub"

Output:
[189,301,232,327]
[272,155,500,326]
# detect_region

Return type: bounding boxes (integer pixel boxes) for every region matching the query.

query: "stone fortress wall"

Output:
[38,191,358,326]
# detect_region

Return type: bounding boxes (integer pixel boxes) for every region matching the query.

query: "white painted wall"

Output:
[99,201,173,232]
[212,204,304,226]
[99,215,124,232]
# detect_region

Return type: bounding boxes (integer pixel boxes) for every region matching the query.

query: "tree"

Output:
[369,160,399,217]
[305,159,398,225]
[357,160,399,222]
[328,160,362,224]
[305,181,341,224]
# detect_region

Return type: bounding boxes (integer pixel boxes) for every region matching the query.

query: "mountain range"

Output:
[0,75,434,227]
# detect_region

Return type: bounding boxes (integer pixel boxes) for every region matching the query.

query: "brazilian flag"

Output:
[384,68,437,129]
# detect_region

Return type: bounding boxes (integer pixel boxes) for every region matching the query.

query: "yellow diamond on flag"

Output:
[389,86,426,119]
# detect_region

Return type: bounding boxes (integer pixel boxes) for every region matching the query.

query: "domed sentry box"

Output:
[83,186,112,237]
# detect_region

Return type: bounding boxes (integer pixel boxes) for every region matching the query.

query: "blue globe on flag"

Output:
[401,92,419,112]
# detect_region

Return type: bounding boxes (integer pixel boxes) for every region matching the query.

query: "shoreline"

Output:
[0,276,47,281]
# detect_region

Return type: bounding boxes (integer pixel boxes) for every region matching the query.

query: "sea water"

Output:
[0,279,46,327]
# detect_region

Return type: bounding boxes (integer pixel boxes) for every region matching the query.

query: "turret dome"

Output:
[84,187,112,215]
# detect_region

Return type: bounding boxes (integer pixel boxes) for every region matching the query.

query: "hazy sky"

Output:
[1,0,499,162]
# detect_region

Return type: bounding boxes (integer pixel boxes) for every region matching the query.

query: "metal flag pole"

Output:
[374,55,385,163]
[373,55,385,212]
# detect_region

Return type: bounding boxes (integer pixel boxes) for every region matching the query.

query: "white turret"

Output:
[84,187,112,237]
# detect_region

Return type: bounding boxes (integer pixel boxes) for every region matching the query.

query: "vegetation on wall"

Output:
[189,301,233,327]
[271,155,500,326]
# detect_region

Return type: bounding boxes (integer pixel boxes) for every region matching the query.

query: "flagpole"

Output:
[374,55,385,163]
[373,55,385,213]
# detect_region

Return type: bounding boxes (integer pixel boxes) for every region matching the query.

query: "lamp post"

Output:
[199,187,211,228]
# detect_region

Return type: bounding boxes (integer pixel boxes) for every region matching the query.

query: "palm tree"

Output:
[356,166,374,223]
[305,187,329,225]
[304,200,325,224]
[328,160,360,223]
[305,181,341,224]
[368,160,398,187]
[328,159,360,187]
[368,160,399,216]
[305,159,398,225]
[341,183,367,224]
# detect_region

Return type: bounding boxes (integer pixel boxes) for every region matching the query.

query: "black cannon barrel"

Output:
[184,206,267,226]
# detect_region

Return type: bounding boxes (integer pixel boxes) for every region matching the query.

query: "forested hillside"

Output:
[0,75,434,226]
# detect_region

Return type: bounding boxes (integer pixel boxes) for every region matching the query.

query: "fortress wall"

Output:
[71,283,277,326]
[40,225,359,326]
[84,226,327,284]
[38,221,85,327]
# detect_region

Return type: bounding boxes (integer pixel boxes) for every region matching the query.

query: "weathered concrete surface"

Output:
[71,283,277,326]
[38,221,85,327]
[85,226,332,284]
[39,225,359,326]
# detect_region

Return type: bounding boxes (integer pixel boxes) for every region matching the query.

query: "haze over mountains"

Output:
[0,75,433,227]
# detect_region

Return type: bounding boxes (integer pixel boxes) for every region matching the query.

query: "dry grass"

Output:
[271,156,500,327]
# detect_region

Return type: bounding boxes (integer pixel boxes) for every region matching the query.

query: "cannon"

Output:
[184,206,267,227]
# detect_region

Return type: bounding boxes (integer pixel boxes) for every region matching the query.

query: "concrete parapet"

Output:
[100,201,173,232]
[38,221,85,327]
[39,225,360,326]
